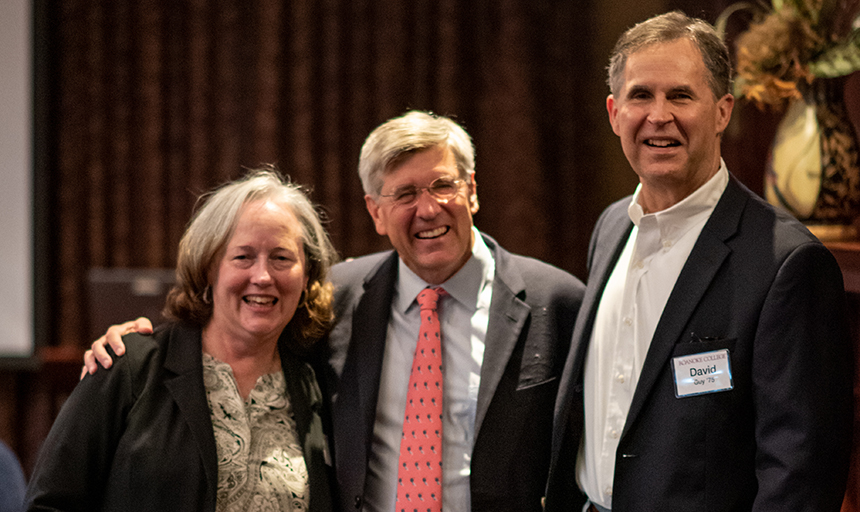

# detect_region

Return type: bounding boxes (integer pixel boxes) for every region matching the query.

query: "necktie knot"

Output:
[417,287,447,312]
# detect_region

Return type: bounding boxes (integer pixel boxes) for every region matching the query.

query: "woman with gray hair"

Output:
[26,168,337,511]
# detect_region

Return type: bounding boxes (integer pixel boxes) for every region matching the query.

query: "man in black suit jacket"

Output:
[320,111,583,511]
[85,111,584,511]
[544,12,853,511]
[323,231,581,511]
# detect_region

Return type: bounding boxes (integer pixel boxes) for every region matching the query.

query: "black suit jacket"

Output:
[26,322,334,512]
[545,176,853,511]
[318,232,584,511]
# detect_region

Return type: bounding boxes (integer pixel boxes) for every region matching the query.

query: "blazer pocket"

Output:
[518,328,564,390]
[516,374,557,391]
[671,337,737,357]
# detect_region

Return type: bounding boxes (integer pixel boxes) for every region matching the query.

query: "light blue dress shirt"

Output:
[363,227,495,511]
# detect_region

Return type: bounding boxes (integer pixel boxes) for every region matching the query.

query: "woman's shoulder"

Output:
[119,322,202,378]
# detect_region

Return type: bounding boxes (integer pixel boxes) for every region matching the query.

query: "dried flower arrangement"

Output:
[718,0,860,108]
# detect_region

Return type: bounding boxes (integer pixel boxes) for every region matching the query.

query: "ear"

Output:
[365,194,388,236]
[715,93,734,134]
[467,173,479,214]
[606,94,621,136]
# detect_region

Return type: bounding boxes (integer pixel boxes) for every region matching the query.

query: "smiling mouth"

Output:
[416,226,449,239]
[645,139,681,148]
[244,295,278,306]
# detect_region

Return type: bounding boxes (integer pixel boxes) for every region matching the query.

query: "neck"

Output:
[637,184,691,214]
[414,230,476,285]
[638,161,721,214]
[201,325,281,400]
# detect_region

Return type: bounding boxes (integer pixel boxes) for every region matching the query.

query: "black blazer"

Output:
[545,176,853,511]
[25,322,334,511]
[318,232,584,511]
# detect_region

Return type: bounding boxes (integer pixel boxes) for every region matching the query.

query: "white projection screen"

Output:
[0,0,33,358]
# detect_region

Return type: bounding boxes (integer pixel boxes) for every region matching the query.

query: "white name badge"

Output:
[671,348,733,398]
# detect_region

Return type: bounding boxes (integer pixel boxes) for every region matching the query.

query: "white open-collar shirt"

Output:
[578,162,729,509]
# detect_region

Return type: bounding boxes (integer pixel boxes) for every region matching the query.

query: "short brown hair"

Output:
[607,11,733,99]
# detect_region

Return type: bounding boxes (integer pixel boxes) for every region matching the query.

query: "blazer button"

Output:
[354,495,362,509]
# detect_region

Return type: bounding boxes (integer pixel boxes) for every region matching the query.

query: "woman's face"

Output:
[207,199,309,346]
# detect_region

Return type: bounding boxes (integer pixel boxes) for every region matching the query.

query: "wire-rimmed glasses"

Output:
[378,177,466,207]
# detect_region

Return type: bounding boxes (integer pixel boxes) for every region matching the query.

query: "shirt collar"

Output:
[628,159,728,236]
[395,226,493,314]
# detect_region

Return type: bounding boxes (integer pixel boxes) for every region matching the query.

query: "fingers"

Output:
[83,317,154,376]
[89,333,115,371]
[82,346,100,375]
[132,317,154,334]
[104,325,127,356]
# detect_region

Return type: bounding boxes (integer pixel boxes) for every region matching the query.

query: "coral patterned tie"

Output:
[396,287,446,512]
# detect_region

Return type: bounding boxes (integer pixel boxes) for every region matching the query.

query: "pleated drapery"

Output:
[39,0,739,348]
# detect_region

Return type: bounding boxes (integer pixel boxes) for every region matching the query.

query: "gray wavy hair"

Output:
[358,110,476,196]
[164,167,338,343]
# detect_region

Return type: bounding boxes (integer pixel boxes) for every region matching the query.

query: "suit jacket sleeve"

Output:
[751,241,853,510]
[25,342,150,511]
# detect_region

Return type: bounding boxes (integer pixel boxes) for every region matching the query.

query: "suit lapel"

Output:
[279,340,333,512]
[622,178,747,437]
[474,235,529,439]
[162,323,218,492]
[332,252,397,483]
[353,255,397,439]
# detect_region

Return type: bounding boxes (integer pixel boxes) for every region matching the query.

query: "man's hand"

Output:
[80,317,154,379]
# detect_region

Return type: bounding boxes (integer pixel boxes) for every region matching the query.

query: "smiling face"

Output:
[206,199,309,347]
[607,38,733,212]
[365,145,479,284]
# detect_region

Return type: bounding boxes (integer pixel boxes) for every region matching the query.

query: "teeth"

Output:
[647,139,679,147]
[416,227,447,239]
[244,296,276,305]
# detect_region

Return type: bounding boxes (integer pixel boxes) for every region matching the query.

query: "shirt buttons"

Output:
[662,239,673,249]
[615,373,625,383]
[604,486,613,497]
[622,317,632,326]
[610,429,620,439]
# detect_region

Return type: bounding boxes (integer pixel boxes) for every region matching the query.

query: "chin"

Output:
[241,319,290,338]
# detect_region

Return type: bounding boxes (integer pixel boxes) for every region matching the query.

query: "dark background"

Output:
[31,0,778,349]
[5,0,860,504]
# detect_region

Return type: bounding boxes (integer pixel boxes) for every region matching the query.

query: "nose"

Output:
[251,259,273,285]
[648,98,674,125]
[414,188,442,217]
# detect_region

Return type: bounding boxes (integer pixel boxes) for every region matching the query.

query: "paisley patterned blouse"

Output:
[202,353,310,512]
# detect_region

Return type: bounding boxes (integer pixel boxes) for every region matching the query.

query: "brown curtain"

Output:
[41,0,744,348]
[30,3,860,507]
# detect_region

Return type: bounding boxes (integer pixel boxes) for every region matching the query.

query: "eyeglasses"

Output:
[378,177,466,207]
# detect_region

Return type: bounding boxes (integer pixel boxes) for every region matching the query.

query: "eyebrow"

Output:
[668,85,696,96]
[625,84,696,98]
[231,245,295,253]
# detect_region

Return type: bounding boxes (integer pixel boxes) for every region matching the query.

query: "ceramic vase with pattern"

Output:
[765,77,860,228]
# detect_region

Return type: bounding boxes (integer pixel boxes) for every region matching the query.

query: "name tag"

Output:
[671,348,733,398]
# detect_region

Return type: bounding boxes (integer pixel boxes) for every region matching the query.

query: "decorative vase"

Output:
[764,77,860,233]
